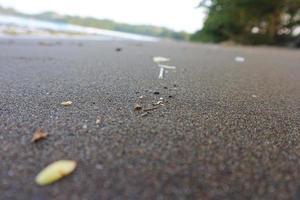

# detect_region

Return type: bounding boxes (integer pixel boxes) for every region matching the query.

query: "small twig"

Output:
[143,106,160,112]
[140,112,150,117]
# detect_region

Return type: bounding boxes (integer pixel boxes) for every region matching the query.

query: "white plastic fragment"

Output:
[158,67,164,79]
[158,64,176,70]
[235,56,245,63]
[153,56,170,63]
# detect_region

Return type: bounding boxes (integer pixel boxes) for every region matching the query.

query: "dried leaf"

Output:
[61,101,72,106]
[31,128,48,143]
[35,160,77,186]
[134,103,142,111]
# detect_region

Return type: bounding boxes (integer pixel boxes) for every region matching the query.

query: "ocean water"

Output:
[0,14,158,41]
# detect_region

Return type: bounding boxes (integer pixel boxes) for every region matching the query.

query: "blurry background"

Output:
[0,0,299,46]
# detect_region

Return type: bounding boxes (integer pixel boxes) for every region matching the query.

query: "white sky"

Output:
[0,0,206,33]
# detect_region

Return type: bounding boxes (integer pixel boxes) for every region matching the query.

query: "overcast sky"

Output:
[0,0,206,33]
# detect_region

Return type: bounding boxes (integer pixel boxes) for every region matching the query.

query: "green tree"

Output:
[191,0,300,45]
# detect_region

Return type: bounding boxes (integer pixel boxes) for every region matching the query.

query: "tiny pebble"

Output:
[154,91,160,95]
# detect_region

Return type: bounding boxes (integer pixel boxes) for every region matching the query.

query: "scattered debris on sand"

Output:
[35,160,77,186]
[61,101,73,106]
[252,94,258,98]
[31,128,48,143]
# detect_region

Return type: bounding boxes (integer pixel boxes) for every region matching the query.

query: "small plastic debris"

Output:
[235,56,245,63]
[158,67,164,79]
[61,101,72,106]
[139,95,145,99]
[159,97,164,100]
[252,94,258,98]
[153,57,170,63]
[134,103,142,111]
[157,64,176,70]
[96,117,102,125]
[156,101,164,105]
[31,128,48,143]
[35,160,77,186]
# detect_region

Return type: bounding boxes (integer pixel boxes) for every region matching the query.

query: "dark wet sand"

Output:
[0,39,300,199]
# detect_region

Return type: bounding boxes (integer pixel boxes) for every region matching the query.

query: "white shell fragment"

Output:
[153,57,170,63]
[235,56,245,63]
[35,160,77,186]
[61,101,73,106]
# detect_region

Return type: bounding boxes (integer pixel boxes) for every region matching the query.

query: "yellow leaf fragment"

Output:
[35,160,77,186]
[61,101,73,106]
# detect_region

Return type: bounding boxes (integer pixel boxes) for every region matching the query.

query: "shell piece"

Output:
[153,57,170,63]
[61,101,73,106]
[35,160,77,186]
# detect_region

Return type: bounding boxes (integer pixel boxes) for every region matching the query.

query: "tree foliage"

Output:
[191,0,300,45]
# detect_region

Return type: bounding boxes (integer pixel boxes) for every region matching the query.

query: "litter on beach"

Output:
[235,56,245,63]
[153,56,170,63]
[61,101,73,106]
[31,128,48,143]
[35,160,77,186]
[158,64,176,70]
[134,103,142,111]
[158,67,164,79]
